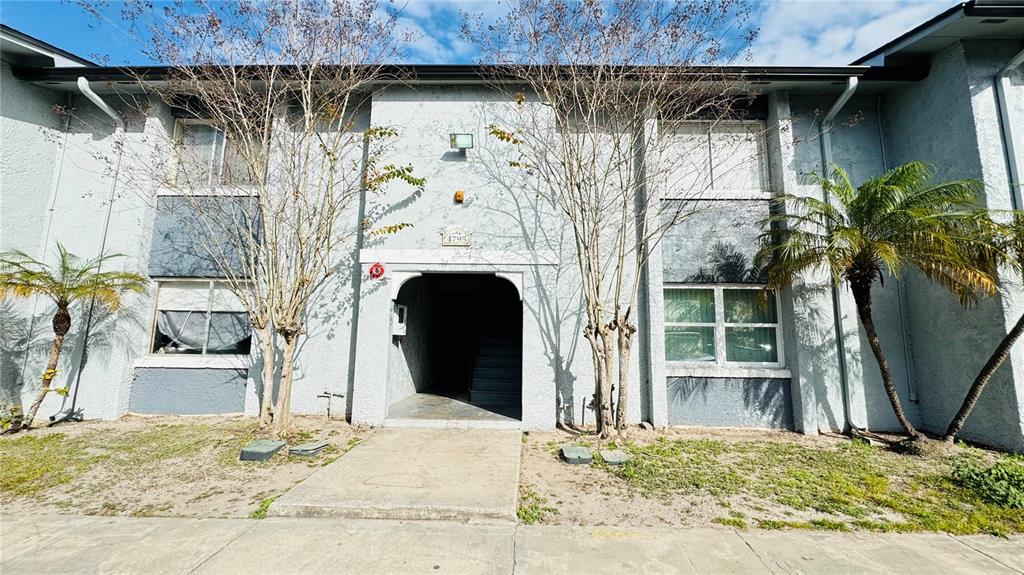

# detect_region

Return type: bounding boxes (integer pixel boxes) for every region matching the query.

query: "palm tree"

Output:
[945,212,1024,443]
[0,244,147,430]
[755,161,997,439]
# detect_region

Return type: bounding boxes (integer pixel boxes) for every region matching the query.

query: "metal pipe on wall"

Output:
[818,76,858,433]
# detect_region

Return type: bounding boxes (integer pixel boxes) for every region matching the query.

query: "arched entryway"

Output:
[386,273,523,423]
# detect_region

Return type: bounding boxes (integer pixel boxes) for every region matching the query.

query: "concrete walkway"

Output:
[269,428,521,521]
[2,514,1022,574]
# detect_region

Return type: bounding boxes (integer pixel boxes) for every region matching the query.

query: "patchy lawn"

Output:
[521,428,1024,535]
[0,415,367,518]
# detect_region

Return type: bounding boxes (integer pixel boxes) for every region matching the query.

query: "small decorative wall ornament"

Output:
[441,226,472,247]
[454,190,465,203]
[368,262,385,279]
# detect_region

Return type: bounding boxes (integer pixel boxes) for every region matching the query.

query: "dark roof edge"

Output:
[851,1,1024,65]
[11,63,929,85]
[0,24,97,66]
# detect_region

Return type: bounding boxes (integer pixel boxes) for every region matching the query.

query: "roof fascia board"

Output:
[11,63,927,86]
[851,2,969,65]
[0,24,97,67]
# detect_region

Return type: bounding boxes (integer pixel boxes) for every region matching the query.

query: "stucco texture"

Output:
[882,41,1024,450]
[129,368,247,414]
[667,377,793,429]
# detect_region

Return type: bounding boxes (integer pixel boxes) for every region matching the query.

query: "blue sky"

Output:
[0,0,953,66]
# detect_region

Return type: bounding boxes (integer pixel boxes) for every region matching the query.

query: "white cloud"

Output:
[749,0,948,65]
[390,0,954,66]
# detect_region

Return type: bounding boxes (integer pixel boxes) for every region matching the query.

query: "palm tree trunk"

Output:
[850,281,919,438]
[944,311,1024,442]
[23,305,71,429]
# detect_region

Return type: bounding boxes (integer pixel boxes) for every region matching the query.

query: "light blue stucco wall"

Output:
[3,46,1022,445]
[129,367,247,414]
[667,377,793,429]
[780,93,916,434]
[881,41,1024,451]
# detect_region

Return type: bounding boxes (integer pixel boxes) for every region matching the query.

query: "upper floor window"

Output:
[151,280,252,355]
[173,120,254,188]
[662,121,767,199]
[664,285,782,367]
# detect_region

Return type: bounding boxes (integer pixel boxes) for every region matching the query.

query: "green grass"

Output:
[249,496,278,519]
[0,434,99,497]
[0,421,352,505]
[518,484,558,525]
[594,437,1024,535]
[712,516,748,529]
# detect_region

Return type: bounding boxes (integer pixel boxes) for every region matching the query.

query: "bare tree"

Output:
[78,0,423,435]
[465,0,758,435]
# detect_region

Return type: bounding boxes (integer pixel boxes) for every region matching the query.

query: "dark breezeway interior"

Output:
[386,273,522,422]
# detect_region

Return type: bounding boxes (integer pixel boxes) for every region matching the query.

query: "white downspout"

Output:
[995,47,1024,209]
[819,76,858,433]
[52,78,126,421]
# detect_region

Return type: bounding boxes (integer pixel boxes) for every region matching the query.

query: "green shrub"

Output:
[953,456,1024,509]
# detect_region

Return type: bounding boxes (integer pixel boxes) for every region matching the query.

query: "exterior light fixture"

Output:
[449,133,474,151]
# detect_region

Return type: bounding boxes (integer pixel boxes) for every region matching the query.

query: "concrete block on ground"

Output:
[599,449,632,466]
[240,439,286,461]
[561,446,592,465]
[288,441,328,457]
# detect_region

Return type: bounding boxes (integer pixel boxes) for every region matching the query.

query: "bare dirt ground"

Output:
[521,427,834,528]
[0,415,370,519]
[519,426,1022,534]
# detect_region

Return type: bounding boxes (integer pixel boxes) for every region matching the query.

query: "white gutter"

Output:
[53,78,127,420]
[77,77,125,130]
[995,47,1024,209]
[819,76,859,433]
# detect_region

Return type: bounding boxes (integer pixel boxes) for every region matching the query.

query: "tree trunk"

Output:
[944,311,1024,443]
[598,327,616,438]
[614,318,635,431]
[23,305,71,429]
[272,333,298,438]
[850,280,919,438]
[256,326,275,428]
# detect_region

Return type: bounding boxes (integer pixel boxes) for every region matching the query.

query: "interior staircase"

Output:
[469,336,521,407]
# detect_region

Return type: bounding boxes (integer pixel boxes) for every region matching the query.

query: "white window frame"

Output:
[159,119,258,196]
[142,278,252,366]
[664,283,785,371]
[660,119,769,201]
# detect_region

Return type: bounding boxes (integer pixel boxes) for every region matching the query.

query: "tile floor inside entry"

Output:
[386,389,521,422]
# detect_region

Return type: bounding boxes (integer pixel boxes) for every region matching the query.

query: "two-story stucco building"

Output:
[2,1,1023,450]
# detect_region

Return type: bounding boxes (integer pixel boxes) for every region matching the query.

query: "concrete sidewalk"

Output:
[2,514,1022,574]
[268,428,521,521]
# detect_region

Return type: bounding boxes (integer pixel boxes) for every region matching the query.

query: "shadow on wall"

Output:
[686,241,765,283]
[667,376,793,428]
[0,297,147,418]
[458,101,586,427]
